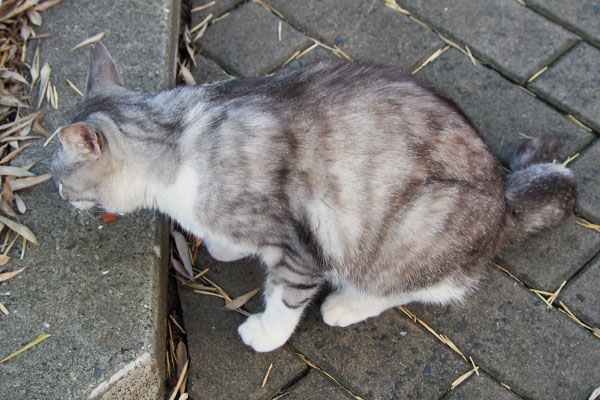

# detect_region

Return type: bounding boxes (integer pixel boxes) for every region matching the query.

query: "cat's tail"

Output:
[498,136,577,249]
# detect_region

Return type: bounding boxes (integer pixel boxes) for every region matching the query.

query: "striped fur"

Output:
[52,43,576,352]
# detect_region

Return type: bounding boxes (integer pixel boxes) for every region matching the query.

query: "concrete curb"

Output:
[0,1,179,399]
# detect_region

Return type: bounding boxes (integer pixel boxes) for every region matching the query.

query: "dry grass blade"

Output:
[566,114,592,132]
[518,132,536,140]
[192,23,208,43]
[66,79,84,97]
[286,345,365,400]
[190,14,213,34]
[412,46,450,74]
[224,287,261,311]
[191,1,215,13]
[0,333,52,364]
[261,363,274,388]
[530,289,553,308]
[37,63,51,109]
[0,255,11,265]
[211,12,230,23]
[546,280,567,306]
[450,366,479,390]
[278,21,282,41]
[0,215,38,245]
[169,314,186,334]
[384,0,410,15]
[0,266,27,282]
[465,45,477,66]
[9,173,52,191]
[253,0,285,19]
[175,341,188,395]
[527,66,548,83]
[30,46,41,88]
[173,231,194,280]
[168,357,189,400]
[558,301,600,339]
[70,32,105,52]
[561,152,580,167]
[574,216,600,233]
[491,262,524,285]
[0,301,8,315]
[42,127,61,147]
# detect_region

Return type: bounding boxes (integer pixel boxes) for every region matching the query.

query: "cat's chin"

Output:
[70,200,96,210]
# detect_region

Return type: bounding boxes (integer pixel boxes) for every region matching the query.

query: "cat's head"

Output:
[51,43,140,213]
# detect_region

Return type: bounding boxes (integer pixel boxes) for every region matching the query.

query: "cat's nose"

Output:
[58,183,65,200]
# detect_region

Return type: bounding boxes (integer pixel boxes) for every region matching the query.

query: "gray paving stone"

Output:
[442,371,523,400]
[192,53,230,84]
[0,0,176,399]
[179,248,307,400]
[526,0,600,47]
[190,0,243,25]
[289,305,469,400]
[396,0,579,84]
[279,46,338,74]
[529,42,600,132]
[408,268,600,399]
[498,216,600,290]
[283,370,355,400]
[560,254,600,328]
[417,49,593,166]
[570,140,600,222]
[268,0,443,71]
[197,2,312,77]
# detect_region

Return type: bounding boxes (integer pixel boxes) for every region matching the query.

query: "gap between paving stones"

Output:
[385,1,599,139]
[395,306,525,399]
[491,260,600,340]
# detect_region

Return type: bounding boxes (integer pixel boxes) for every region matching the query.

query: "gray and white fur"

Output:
[52,43,576,352]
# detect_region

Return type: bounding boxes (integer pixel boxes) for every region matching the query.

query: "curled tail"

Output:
[498,137,577,248]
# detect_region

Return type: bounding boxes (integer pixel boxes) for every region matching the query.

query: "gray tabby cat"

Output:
[52,43,576,352]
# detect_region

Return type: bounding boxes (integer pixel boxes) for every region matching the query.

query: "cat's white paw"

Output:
[321,292,382,327]
[204,237,251,262]
[238,313,289,352]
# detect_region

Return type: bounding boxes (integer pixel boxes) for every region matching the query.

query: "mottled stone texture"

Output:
[396,0,578,84]
[529,42,600,132]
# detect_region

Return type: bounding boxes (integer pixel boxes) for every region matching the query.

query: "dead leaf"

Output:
[34,0,63,12]
[179,64,196,86]
[9,173,52,191]
[0,215,38,245]
[173,231,194,280]
[14,193,26,214]
[0,166,35,177]
[0,266,27,282]
[224,287,261,311]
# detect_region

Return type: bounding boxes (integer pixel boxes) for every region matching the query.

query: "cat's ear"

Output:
[58,123,103,161]
[85,42,124,97]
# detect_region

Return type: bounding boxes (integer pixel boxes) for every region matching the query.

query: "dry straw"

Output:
[287,344,366,400]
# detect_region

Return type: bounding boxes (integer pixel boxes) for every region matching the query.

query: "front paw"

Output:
[238,313,289,352]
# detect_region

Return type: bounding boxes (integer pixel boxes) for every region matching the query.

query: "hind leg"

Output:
[322,279,473,327]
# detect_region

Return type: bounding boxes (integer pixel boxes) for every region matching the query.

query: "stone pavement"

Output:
[181,1,600,399]
[0,0,178,399]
